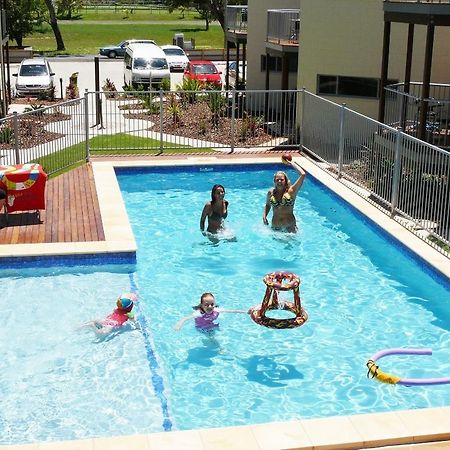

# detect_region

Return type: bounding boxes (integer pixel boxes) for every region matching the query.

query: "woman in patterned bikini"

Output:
[263,156,306,233]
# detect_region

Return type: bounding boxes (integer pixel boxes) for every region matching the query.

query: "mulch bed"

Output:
[122,99,275,146]
[0,111,71,150]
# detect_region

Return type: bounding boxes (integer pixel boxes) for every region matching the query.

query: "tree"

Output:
[5,0,46,47]
[56,0,83,20]
[164,0,246,32]
[43,0,65,51]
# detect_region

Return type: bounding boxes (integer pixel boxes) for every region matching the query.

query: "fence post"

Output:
[159,88,164,153]
[230,88,236,154]
[299,87,305,153]
[13,112,20,164]
[84,90,90,161]
[390,127,403,217]
[337,103,346,179]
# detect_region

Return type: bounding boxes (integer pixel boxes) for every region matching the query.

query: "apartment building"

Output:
[245,0,450,120]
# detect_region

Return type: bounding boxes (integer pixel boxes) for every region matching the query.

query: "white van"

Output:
[124,43,170,89]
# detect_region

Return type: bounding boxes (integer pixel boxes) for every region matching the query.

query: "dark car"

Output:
[183,60,222,89]
[99,39,156,58]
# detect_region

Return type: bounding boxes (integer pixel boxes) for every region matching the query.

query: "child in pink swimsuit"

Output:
[175,292,248,332]
[84,292,139,336]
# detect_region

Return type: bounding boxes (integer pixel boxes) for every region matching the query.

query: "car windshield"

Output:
[19,64,48,76]
[193,64,217,74]
[163,48,184,56]
[150,58,168,69]
[133,58,149,69]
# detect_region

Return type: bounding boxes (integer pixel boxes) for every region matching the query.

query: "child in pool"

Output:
[83,292,139,336]
[175,292,249,331]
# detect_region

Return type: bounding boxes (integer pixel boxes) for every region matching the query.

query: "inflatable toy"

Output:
[250,271,308,329]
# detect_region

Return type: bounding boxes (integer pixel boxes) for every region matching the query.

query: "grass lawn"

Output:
[38,133,214,177]
[79,7,200,22]
[19,7,225,55]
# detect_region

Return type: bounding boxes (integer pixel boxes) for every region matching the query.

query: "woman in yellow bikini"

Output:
[262,156,306,233]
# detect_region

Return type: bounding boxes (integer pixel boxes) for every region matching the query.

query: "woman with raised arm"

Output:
[263,155,306,233]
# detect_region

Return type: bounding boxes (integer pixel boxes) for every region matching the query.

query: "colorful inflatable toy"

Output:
[367,348,450,386]
[250,271,308,329]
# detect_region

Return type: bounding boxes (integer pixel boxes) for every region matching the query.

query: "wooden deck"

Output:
[0,164,105,245]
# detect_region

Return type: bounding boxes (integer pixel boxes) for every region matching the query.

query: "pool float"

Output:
[250,271,308,329]
[366,348,450,386]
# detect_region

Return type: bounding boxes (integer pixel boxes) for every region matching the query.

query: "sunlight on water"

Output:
[0,164,449,445]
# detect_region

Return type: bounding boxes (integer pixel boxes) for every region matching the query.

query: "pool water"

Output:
[1,163,449,444]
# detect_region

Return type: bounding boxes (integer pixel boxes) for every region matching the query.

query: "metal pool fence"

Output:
[301,90,450,254]
[1,88,448,255]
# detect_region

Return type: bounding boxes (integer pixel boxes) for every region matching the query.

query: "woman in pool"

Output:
[200,184,229,235]
[174,292,248,332]
[262,156,306,233]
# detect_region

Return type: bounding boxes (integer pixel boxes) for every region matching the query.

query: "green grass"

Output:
[19,6,224,55]
[35,132,214,177]
[79,7,200,22]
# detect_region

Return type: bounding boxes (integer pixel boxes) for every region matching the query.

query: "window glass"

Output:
[20,64,48,76]
[134,58,149,69]
[150,58,168,69]
[339,76,378,97]
[318,75,337,94]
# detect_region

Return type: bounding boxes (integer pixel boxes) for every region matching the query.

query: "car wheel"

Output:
[108,51,117,59]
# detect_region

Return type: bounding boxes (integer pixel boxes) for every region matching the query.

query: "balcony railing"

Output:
[225,5,248,34]
[384,1,450,3]
[384,82,450,149]
[266,9,300,46]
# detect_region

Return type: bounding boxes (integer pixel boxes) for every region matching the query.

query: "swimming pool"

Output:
[1,163,449,445]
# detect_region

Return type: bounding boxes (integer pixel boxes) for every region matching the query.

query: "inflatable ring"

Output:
[250,303,308,329]
[250,271,307,329]
[263,271,299,291]
[367,348,450,386]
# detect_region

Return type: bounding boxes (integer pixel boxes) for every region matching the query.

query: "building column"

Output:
[400,23,414,130]
[378,20,391,124]
[226,42,230,90]
[418,22,435,141]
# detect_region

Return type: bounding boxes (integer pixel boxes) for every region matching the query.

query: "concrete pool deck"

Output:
[2,155,450,450]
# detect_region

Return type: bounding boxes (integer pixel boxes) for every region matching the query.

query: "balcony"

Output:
[384,0,450,24]
[266,9,299,53]
[225,5,248,44]
[384,82,450,149]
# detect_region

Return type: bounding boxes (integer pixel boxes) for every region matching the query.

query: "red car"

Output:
[183,60,222,89]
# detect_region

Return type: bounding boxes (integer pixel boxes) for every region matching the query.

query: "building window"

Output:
[261,55,298,73]
[317,75,397,98]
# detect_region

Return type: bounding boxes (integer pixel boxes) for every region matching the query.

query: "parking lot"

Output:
[8,56,228,111]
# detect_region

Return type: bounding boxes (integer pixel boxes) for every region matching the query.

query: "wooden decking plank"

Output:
[78,166,92,242]
[43,177,53,243]
[89,165,105,240]
[68,168,79,242]
[83,165,99,242]
[60,171,69,242]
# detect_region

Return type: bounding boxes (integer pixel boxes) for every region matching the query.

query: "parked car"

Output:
[124,43,170,89]
[228,61,246,88]
[13,58,55,98]
[99,39,156,58]
[161,45,189,72]
[183,60,222,89]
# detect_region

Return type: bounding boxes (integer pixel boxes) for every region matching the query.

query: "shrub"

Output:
[0,125,14,144]
[160,78,171,92]
[102,78,118,99]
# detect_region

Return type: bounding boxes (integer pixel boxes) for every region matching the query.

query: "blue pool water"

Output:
[1,163,449,445]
